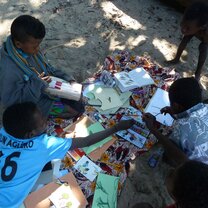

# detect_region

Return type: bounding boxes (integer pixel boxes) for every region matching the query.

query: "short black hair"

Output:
[169,78,202,110]
[11,15,46,43]
[173,160,208,208]
[183,2,208,27]
[3,102,40,138]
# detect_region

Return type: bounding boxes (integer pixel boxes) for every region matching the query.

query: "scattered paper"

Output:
[114,67,154,92]
[82,122,112,155]
[85,85,132,111]
[92,173,119,208]
[74,156,102,182]
[49,184,80,208]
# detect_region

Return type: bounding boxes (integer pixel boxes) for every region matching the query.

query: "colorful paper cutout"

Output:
[92,173,119,208]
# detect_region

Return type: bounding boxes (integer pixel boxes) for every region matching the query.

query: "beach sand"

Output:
[0,0,207,207]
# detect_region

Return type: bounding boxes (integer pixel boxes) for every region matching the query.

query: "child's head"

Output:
[166,160,208,208]
[2,102,47,139]
[169,77,202,114]
[11,15,45,55]
[181,2,208,35]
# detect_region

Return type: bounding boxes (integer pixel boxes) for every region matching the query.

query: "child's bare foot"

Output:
[165,58,180,65]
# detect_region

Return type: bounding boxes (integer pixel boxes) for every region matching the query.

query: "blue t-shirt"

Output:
[0,128,72,208]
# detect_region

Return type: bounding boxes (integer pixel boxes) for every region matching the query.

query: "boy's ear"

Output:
[25,130,36,139]
[14,40,23,49]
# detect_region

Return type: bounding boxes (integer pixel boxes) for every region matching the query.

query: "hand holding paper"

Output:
[142,113,158,132]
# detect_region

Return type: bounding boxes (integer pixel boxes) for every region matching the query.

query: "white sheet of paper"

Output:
[74,156,102,182]
[145,88,174,126]
[49,184,80,208]
[129,67,154,87]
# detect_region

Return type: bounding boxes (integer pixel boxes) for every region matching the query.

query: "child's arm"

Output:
[195,42,208,80]
[167,35,193,64]
[143,113,187,166]
[69,120,135,149]
[47,64,76,83]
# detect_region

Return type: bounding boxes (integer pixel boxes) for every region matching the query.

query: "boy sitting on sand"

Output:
[167,2,208,80]
[143,78,208,166]
[0,102,134,207]
[0,15,84,118]
[133,160,208,208]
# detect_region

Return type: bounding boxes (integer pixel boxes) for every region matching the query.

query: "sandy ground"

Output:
[0,0,208,207]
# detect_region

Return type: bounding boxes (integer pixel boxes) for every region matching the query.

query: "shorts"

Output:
[49,98,85,117]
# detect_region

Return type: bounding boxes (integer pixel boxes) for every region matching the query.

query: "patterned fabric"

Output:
[170,103,208,164]
[47,50,180,206]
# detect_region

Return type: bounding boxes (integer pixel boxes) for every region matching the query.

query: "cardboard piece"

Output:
[116,116,149,148]
[82,122,112,155]
[87,136,116,161]
[92,173,119,208]
[145,88,174,126]
[24,172,88,208]
[64,116,116,160]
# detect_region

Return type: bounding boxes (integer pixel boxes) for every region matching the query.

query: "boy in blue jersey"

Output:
[0,15,84,118]
[0,102,134,208]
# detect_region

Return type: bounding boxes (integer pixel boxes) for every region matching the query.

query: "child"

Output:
[0,102,134,207]
[167,2,208,80]
[143,77,208,166]
[0,15,84,118]
[133,160,208,208]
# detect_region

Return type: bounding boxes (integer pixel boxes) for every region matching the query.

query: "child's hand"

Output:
[160,106,172,115]
[39,72,51,83]
[142,113,157,132]
[114,119,135,131]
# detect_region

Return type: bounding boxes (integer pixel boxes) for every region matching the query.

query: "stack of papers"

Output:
[114,67,155,92]
[92,173,119,208]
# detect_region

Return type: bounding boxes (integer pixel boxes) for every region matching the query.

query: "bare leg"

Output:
[195,42,208,81]
[166,35,193,64]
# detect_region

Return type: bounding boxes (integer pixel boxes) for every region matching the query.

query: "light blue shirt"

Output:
[171,103,208,164]
[0,128,72,208]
